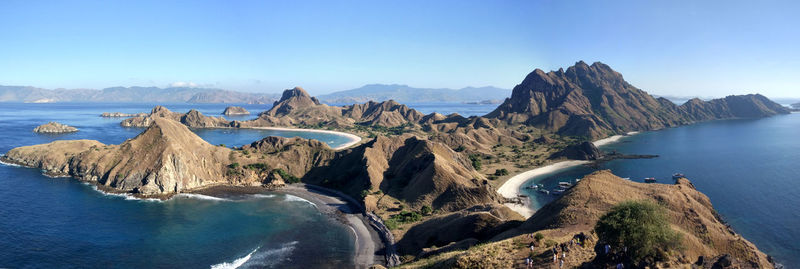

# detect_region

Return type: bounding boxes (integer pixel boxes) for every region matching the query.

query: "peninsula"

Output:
[3,61,788,268]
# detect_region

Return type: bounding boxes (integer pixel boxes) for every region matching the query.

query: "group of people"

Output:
[522,232,592,268]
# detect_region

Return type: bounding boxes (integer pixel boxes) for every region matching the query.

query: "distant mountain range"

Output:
[0,84,510,104]
[0,85,280,104]
[316,84,510,104]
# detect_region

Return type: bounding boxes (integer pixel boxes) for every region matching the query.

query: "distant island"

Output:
[316,84,510,104]
[0,85,279,104]
[2,61,788,268]
[792,102,800,110]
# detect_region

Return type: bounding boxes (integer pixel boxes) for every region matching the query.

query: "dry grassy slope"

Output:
[304,134,504,212]
[121,105,229,128]
[3,118,336,197]
[515,170,770,269]
[402,170,772,268]
[485,61,790,139]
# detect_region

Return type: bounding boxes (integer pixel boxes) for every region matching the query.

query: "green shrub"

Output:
[227,163,240,169]
[468,154,482,170]
[385,218,399,230]
[244,163,270,171]
[421,205,433,216]
[273,168,300,184]
[391,211,422,224]
[494,168,509,176]
[454,145,466,152]
[534,233,544,242]
[595,200,683,264]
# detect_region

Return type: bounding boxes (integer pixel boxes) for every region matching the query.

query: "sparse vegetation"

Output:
[244,162,270,171]
[494,168,509,176]
[421,205,433,216]
[273,168,300,183]
[454,145,466,152]
[468,154,482,170]
[595,200,683,265]
[391,210,423,223]
[534,232,544,242]
[227,162,239,169]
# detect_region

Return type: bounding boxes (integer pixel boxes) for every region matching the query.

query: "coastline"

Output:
[246,126,362,150]
[497,131,640,218]
[592,131,640,147]
[191,184,390,268]
[496,160,589,218]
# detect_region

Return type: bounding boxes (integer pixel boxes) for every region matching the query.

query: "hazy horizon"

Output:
[1,1,799,98]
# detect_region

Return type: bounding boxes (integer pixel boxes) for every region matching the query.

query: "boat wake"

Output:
[284,194,317,207]
[210,241,298,269]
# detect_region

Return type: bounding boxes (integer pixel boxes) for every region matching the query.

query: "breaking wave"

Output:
[210,241,298,269]
[284,194,316,207]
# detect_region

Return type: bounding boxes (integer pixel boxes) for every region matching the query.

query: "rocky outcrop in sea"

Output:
[33,122,78,133]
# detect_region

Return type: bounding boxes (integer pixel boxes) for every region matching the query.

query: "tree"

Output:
[595,200,683,265]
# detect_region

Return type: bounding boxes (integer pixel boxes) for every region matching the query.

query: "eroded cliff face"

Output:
[304,135,504,212]
[121,106,230,128]
[2,118,334,196]
[486,61,790,139]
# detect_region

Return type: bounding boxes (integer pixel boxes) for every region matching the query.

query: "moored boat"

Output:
[644,177,657,183]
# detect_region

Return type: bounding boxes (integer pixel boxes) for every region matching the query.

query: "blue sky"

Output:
[0,0,798,97]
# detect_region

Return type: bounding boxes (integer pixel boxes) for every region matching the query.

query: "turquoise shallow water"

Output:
[520,113,800,267]
[0,103,356,268]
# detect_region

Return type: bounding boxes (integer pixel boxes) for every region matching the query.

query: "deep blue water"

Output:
[520,113,800,267]
[0,103,359,269]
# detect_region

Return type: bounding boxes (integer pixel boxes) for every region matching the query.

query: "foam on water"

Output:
[174,193,232,201]
[210,241,299,269]
[0,156,23,167]
[210,246,260,269]
[284,194,317,207]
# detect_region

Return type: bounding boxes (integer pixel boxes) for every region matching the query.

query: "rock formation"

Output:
[3,118,333,196]
[33,122,78,133]
[222,106,250,116]
[486,61,790,139]
[120,106,230,128]
[550,141,602,160]
[405,171,774,268]
[236,87,428,128]
[304,134,504,212]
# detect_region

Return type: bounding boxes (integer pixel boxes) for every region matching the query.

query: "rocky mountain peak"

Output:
[266,87,323,116]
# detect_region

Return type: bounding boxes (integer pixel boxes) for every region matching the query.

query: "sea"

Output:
[0,103,359,269]
[519,113,800,267]
[1,101,796,268]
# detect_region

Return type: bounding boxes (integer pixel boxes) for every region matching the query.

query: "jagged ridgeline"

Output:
[3,61,787,267]
[486,61,790,139]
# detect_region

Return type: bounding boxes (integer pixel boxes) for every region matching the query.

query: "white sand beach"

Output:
[592,131,640,147]
[248,127,362,150]
[498,132,640,218]
[497,160,590,218]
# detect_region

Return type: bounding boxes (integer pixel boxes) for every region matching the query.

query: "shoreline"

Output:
[496,160,589,218]
[190,184,391,268]
[246,126,362,150]
[497,132,640,218]
[592,131,640,147]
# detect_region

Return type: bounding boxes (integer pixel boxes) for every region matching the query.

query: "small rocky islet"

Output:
[5,61,789,268]
[32,122,78,134]
[222,106,250,115]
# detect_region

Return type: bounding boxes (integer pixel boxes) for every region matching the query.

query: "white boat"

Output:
[558,182,573,188]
